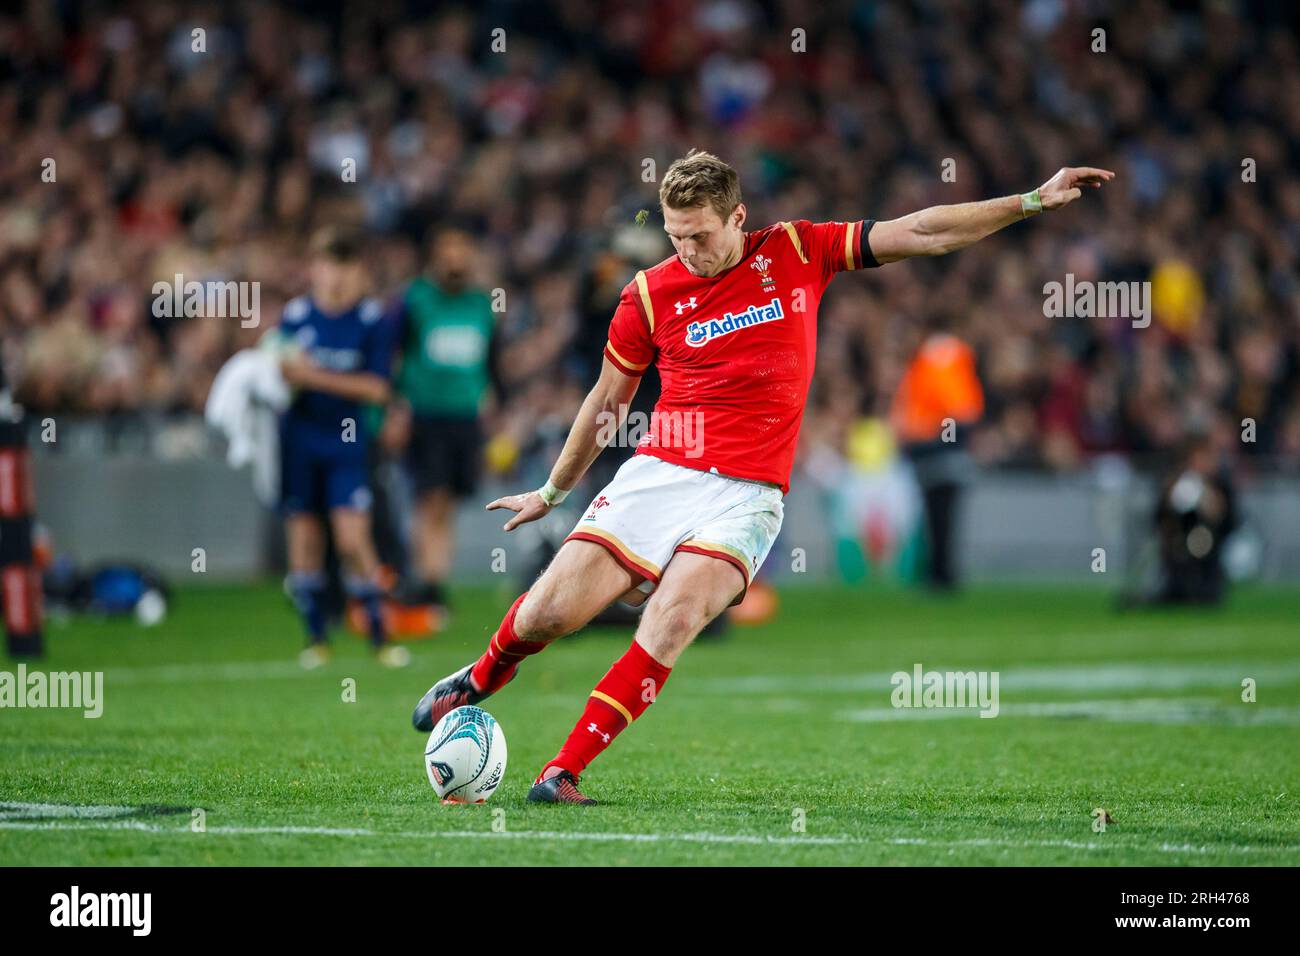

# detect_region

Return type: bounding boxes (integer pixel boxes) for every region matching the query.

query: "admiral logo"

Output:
[685,298,784,348]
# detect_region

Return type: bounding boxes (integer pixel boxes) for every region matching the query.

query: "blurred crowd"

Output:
[2,0,1298,476]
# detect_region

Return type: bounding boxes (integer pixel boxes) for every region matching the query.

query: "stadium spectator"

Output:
[1,1,1297,486]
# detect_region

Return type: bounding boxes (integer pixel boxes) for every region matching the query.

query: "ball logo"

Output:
[684,297,785,348]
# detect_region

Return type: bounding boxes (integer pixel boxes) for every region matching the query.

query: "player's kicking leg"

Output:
[410,539,637,731]
[527,550,742,805]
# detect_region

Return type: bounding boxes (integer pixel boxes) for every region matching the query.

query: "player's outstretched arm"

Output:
[866,166,1115,263]
[486,356,640,531]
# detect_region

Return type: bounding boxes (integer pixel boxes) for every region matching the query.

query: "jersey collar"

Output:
[673,231,757,283]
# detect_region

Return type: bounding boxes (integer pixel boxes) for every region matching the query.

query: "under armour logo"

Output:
[752,255,772,273]
[674,297,697,315]
[586,722,611,743]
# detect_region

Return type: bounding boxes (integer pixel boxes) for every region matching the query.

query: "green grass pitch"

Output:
[2,583,1298,866]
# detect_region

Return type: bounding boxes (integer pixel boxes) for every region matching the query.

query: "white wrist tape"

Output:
[1020,188,1043,217]
[537,479,570,507]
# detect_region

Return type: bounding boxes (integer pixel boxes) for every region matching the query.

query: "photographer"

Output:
[1149,436,1240,605]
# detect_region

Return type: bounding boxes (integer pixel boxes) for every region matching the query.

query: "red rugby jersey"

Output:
[603,219,879,493]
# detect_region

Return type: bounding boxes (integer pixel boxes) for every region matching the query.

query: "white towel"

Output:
[205,349,290,506]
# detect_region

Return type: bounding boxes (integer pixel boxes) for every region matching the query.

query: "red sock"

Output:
[538,640,672,782]
[470,591,547,693]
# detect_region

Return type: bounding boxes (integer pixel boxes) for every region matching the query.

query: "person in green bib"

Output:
[387,226,500,614]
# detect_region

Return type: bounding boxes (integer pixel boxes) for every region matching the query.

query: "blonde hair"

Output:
[659,149,742,222]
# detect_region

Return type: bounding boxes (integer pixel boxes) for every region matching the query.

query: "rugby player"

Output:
[412,150,1113,802]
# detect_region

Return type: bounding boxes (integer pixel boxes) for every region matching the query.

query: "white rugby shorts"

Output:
[564,454,784,606]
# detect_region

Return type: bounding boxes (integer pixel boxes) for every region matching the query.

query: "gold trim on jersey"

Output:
[845,221,857,270]
[780,221,809,264]
[635,270,655,334]
[605,341,649,372]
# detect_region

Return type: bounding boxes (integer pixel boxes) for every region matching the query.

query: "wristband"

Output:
[537,479,570,507]
[1019,188,1043,218]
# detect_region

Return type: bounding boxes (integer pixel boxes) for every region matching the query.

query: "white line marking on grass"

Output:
[695,660,1300,696]
[836,697,1300,725]
[0,802,142,821]
[2,818,1296,856]
[97,658,1300,695]
[0,819,166,832]
[105,660,313,685]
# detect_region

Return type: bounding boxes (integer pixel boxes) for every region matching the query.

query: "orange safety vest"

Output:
[890,334,984,443]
